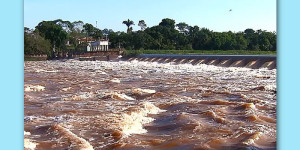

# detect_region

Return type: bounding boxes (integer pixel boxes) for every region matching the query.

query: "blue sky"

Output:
[24,0,276,32]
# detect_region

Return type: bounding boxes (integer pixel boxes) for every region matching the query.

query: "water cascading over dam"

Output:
[126,54,276,69]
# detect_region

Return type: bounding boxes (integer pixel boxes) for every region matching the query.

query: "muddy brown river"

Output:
[24,59,276,150]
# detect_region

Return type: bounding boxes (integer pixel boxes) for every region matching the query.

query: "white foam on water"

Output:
[24,59,277,149]
[24,131,36,150]
[24,131,31,136]
[119,102,166,136]
[96,71,107,75]
[53,124,94,150]
[264,84,276,91]
[24,85,45,92]
[110,78,121,83]
[61,87,72,92]
[24,138,37,150]
[142,102,166,114]
[24,116,38,122]
[110,60,276,93]
[243,103,257,110]
[63,92,94,101]
[242,132,263,145]
[119,112,153,136]
[111,92,135,101]
[35,69,58,73]
[131,60,139,63]
[132,88,156,95]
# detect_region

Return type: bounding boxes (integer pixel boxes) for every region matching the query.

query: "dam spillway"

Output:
[126,54,276,69]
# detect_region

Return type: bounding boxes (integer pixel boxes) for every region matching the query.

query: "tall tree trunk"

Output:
[53,44,56,52]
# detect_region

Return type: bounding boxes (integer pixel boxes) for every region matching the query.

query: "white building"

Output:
[89,40,109,52]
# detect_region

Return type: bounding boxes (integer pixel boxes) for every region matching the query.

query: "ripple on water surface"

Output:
[24,60,276,150]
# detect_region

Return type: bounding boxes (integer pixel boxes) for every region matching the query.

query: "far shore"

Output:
[124,50,276,57]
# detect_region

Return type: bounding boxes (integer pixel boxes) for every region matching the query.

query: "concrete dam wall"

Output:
[126,54,276,69]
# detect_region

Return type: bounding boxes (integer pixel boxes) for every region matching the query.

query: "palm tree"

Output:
[122,19,134,33]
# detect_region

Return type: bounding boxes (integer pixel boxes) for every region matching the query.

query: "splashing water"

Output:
[24,60,276,149]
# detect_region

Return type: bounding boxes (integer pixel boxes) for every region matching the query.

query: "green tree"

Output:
[269,32,277,51]
[24,27,51,55]
[221,31,237,50]
[138,20,147,31]
[244,29,260,50]
[82,23,103,39]
[108,31,119,48]
[130,31,156,50]
[93,28,103,39]
[210,32,222,50]
[123,19,135,33]
[244,28,255,34]
[235,32,248,50]
[187,25,200,48]
[176,22,189,35]
[35,21,68,52]
[176,33,192,50]
[83,23,94,37]
[159,18,175,29]
[258,31,273,51]
[192,28,213,50]
[37,18,275,52]
[145,27,163,49]
[67,21,85,51]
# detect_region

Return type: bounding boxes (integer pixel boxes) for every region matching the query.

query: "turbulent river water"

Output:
[24,59,276,150]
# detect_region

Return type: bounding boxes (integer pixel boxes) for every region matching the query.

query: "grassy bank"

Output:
[124,50,276,56]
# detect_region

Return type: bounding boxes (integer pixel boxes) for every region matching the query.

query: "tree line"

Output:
[24,18,276,55]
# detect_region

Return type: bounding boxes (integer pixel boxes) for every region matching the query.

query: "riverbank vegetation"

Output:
[24,18,276,56]
[124,50,276,56]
